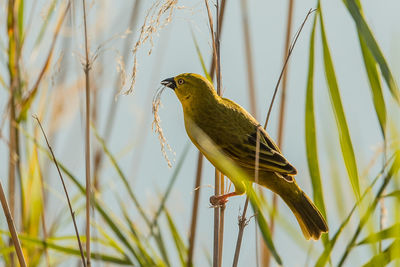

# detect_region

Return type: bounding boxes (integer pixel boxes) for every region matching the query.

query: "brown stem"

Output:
[214,3,226,266]
[262,1,294,266]
[213,169,220,267]
[0,180,26,267]
[232,197,250,267]
[218,202,226,267]
[34,116,86,267]
[188,3,226,263]
[7,0,20,265]
[81,0,91,266]
[208,0,227,78]
[240,0,257,116]
[204,1,223,266]
[7,90,17,267]
[187,152,203,267]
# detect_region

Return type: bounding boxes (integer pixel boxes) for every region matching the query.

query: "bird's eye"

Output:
[178,79,185,85]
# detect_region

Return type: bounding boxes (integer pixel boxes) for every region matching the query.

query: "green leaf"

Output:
[165,209,187,266]
[94,224,131,258]
[362,239,400,267]
[151,228,170,267]
[357,224,400,245]
[29,134,147,265]
[337,152,400,266]
[0,236,11,266]
[25,128,169,266]
[150,142,191,232]
[305,14,327,223]
[319,8,360,199]
[17,0,24,44]
[314,153,395,267]
[248,188,282,265]
[191,28,212,82]
[343,0,400,104]
[358,32,386,137]
[120,204,167,266]
[382,190,400,199]
[0,231,133,265]
[34,0,58,47]
[93,127,151,226]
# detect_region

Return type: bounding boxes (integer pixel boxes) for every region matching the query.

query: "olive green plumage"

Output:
[161,73,328,240]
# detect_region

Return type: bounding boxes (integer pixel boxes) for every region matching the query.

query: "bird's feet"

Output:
[210,195,228,207]
[209,192,239,207]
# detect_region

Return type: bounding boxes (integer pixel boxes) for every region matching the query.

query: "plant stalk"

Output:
[7,0,21,265]
[34,116,87,267]
[204,1,222,266]
[188,2,226,262]
[262,1,294,266]
[82,0,91,266]
[240,0,257,116]
[187,152,203,267]
[0,181,27,267]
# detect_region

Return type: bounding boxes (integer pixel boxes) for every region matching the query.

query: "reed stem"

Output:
[82,0,92,265]
[262,1,294,266]
[0,180,27,267]
[34,116,87,267]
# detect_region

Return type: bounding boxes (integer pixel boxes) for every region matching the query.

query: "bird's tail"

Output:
[279,184,328,240]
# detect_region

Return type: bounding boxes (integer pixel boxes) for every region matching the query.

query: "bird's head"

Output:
[161,73,217,107]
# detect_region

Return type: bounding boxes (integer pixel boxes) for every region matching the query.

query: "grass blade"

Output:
[362,239,400,267]
[93,127,151,226]
[337,152,400,266]
[319,7,360,199]
[382,191,400,199]
[33,0,58,47]
[358,33,386,136]
[305,14,327,221]
[0,181,27,267]
[248,189,282,265]
[343,0,400,104]
[150,142,191,232]
[315,153,396,267]
[25,126,152,264]
[165,209,187,266]
[10,233,132,265]
[191,29,212,82]
[17,0,24,43]
[120,204,167,266]
[357,223,400,245]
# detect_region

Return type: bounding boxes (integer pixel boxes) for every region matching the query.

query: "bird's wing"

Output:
[219,127,297,175]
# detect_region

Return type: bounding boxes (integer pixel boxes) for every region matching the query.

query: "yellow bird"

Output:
[161,73,328,240]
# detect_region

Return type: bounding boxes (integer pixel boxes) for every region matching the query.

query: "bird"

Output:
[161,73,328,240]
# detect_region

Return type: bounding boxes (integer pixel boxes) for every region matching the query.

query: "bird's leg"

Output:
[210,192,239,206]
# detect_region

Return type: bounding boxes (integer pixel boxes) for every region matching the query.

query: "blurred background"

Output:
[0,0,399,266]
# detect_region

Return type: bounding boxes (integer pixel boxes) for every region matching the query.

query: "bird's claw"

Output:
[209,195,228,207]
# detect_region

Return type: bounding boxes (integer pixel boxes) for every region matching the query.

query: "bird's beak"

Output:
[161,77,176,90]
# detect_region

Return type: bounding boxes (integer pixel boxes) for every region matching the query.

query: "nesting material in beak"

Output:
[161,77,176,90]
